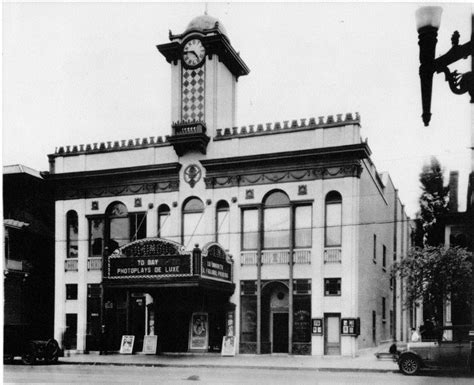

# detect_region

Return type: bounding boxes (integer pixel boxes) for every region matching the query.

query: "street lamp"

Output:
[416,6,473,126]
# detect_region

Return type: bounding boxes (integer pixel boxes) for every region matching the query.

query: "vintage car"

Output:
[397,340,473,375]
[4,324,60,365]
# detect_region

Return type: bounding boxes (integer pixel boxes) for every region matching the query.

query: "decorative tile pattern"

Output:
[182,68,205,121]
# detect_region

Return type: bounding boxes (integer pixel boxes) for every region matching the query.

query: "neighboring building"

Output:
[46,14,410,356]
[439,171,473,340]
[3,165,55,351]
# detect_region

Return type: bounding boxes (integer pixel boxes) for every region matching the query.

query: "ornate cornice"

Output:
[47,163,181,200]
[201,145,368,189]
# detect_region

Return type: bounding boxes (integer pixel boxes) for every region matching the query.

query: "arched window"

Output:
[216,200,230,249]
[158,204,171,238]
[182,197,204,247]
[107,202,130,250]
[325,191,342,247]
[66,210,78,258]
[263,191,290,248]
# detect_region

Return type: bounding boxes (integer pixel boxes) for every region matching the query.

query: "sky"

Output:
[2,1,472,217]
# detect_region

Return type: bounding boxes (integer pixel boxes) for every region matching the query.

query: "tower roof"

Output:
[184,14,227,37]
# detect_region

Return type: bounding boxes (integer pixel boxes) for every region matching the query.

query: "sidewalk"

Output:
[59,344,399,373]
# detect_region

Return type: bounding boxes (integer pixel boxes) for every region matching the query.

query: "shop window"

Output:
[216,200,230,250]
[295,205,312,248]
[240,295,257,343]
[324,278,341,296]
[325,192,342,247]
[158,204,171,238]
[66,210,79,258]
[66,284,78,300]
[89,218,104,257]
[263,191,290,248]
[242,209,258,250]
[182,197,204,248]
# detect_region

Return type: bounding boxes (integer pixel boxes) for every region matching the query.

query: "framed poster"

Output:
[119,335,135,354]
[189,312,208,351]
[142,335,158,354]
[221,336,236,356]
[312,318,323,335]
[341,318,360,336]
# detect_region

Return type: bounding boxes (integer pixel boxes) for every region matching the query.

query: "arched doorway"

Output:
[262,281,289,353]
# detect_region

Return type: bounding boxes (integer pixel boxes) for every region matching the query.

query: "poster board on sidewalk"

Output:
[142,335,158,354]
[119,335,135,354]
[221,336,236,356]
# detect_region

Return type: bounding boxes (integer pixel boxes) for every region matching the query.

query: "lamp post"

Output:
[415,6,473,127]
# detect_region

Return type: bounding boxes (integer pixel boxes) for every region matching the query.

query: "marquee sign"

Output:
[105,238,192,280]
[107,255,191,279]
[201,243,232,282]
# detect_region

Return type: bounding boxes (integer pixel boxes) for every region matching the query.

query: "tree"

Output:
[414,157,449,247]
[392,246,472,326]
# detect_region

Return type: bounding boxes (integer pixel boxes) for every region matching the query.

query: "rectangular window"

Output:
[89,217,104,257]
[158,211,171,238]
[325,203,342,246]
[264,207,290,248]
[110,216,130,247]
[324,278,341,296]
[373,234,377,263]
[130,213,147,242]
[382,245,386,270]
[217,209,230,250]
[382,297,386,321]
[295,205,312,248]
[242,209,258,250]
[66,284,78,300]
[183,212,203,248]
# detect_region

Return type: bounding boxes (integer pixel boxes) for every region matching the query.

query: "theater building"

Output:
[48,14,410,356]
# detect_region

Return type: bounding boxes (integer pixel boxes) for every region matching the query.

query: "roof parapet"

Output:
[50,135,169,158]
[215,112,360,140]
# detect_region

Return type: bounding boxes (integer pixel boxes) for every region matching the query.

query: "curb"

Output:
[59,360,399,373]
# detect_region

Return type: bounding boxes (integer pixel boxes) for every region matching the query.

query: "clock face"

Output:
[182,39,206,67]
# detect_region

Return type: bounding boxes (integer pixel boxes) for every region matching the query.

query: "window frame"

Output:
[87,215,105,258]
[373,234,377,264]
[324,278,341,296]
[324,191,342,247]
[241,206,260,251]
[157,204,171,238]
[263,191,291,250]
[215,200,230,249]
[66,210,79,259]
[294,203,313,248]
[181,197,205,246]
[66,283,78,300]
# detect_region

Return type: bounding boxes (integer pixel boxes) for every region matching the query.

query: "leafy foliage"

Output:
[414,157,449,247]
[392,246,472,323]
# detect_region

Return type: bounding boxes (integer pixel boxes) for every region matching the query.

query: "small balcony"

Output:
[324,247,342,263]
[65,259,78,272]
[240,249,312,265]
[168,121,210,156]
[87,257,102,271]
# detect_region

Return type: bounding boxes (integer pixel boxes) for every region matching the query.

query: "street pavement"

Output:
[55,343,399,373]
[4,364,474,385]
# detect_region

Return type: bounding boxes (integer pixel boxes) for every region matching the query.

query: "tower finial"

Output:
[204,2,208,15]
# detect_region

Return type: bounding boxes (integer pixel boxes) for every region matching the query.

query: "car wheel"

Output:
[45,339,59,364]
[399,354,420,375]
[22,342,36,365]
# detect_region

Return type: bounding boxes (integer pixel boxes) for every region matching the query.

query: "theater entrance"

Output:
[102,239,235,354]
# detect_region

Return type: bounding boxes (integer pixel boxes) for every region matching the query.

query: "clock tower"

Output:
[157,15,249,156]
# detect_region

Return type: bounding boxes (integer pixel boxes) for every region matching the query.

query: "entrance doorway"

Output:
[272,312,289,353]
[324,313,340,355]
